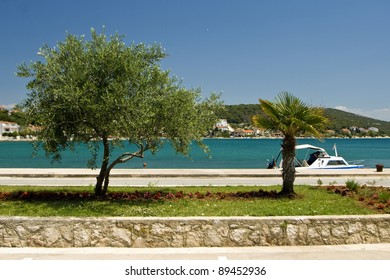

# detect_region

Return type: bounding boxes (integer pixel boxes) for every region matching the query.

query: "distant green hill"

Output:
[324,108,390,134]
[216,104,390,135]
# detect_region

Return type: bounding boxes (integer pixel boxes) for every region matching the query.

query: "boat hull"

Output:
[296,165,365,170]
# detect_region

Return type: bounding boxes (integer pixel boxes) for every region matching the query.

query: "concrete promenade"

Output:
[0,167,389,187]
[1,244,390,260]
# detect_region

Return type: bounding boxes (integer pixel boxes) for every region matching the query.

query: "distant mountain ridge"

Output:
[216,104,390,135]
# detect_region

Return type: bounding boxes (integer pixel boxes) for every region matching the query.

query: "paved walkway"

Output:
[0,168,389,187]
[1,243,390,260]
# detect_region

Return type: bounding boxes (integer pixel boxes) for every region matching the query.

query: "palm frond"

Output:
[253,92,328,138]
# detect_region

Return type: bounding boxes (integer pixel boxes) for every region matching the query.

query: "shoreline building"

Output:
[0,121,20,138]
[215,119,235,133]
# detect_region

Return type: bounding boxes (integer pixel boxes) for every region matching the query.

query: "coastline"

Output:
[1,135,390,142]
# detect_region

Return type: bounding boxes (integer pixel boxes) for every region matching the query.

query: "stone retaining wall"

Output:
[1,215,389,248]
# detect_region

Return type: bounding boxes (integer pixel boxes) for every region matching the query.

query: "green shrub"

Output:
[378,192,390,204]
[346,179,360,193]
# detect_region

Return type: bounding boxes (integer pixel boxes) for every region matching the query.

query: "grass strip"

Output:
[0,185,382,217]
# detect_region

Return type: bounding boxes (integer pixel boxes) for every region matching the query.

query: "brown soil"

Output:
[322,185,390,213]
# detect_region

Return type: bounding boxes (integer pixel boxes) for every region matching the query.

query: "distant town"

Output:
[1,105,389,141]
[213,118,384,138]
[213,104,390,138]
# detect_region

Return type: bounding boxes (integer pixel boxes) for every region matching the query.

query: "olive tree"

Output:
[18,29,222,195]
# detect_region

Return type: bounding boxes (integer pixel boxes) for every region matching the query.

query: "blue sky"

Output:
[1,0,390,120]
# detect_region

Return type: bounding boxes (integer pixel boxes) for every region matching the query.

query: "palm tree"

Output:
[252,92,328,196]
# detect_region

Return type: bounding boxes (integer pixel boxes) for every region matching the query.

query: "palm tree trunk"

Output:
[280,134,296,196]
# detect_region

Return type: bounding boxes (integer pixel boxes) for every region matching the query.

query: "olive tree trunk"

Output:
[95,139,146,196]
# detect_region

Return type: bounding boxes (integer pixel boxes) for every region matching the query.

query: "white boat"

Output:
[268,144,365,170]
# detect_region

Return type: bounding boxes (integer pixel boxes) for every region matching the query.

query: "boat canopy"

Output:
[295,144,326,152]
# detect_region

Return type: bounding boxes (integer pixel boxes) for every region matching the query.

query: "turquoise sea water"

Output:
[1,138,389,169]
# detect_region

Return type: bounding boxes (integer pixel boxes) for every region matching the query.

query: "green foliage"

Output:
[17,28,222,195]
[253,92,328,138]
[0,109,11,122]
[216,104,262,125]
[378,192,390,204]
[345,179,360,193]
